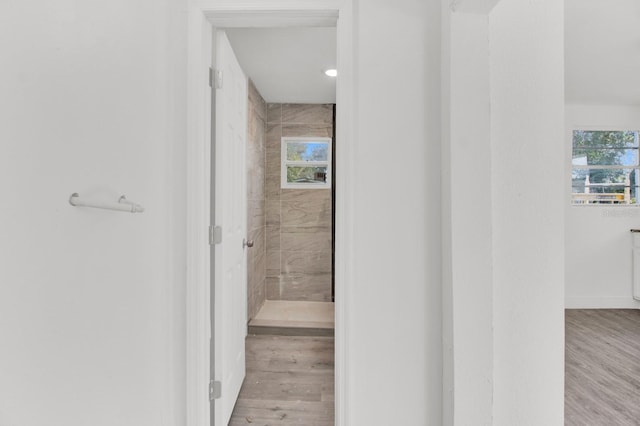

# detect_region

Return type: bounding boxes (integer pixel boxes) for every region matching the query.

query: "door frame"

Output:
[185,1,355,425]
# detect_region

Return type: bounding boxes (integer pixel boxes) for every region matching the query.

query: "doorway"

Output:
[184,4,353,425]
[564,0,640,424]
[224,26,337,334]
[225,26,336,423]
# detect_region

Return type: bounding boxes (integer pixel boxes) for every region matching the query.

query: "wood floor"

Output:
[229,335,334,426]
[566,309,640,425]
[231,309,640,425]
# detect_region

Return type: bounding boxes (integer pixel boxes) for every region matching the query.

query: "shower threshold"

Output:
[248,300,334,337]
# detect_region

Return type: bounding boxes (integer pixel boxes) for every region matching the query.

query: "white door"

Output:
[211,29,248,426]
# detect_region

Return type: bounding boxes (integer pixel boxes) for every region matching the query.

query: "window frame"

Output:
[571,128,640,206]
[281,136,332,189]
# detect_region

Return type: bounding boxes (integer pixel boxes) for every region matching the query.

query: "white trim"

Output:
[572,165,639,170]
[186,2,354,425]
[206,10,338,28]
[186,7,213,426]
[565,297,640,309]
[571,125,640,132]
[281,137,332,189]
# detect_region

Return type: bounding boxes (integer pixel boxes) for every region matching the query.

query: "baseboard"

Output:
[565,297,640,309]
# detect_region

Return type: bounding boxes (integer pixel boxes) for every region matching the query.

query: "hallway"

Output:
[229,335,334,425]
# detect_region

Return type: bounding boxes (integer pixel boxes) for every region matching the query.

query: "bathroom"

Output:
[228,27,337,335]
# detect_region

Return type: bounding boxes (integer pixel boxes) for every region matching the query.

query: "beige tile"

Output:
[248,127,265,164]
[281,197,331,228]
[266,250,281,273]
[282,124,333,138]
[247,166,265,202]
[265,142,281,178]
[266,269,280,279]
[282,104,333,125]
[248,111,264,143]
[249,227,265,260]
[275,273,332,302]
[266,225,280,252]
[265,125,282,177]
[255,125,266,160]
[265,174,281,200]
[254,102,336,305]
[266,123,282,143]
[280,188,331,202]
[265,276,282,299]
[281,250,331,274]
[265,200,280,226]
[280,225,331,233]
[247,110,256,141]
[248,263,262,294]
[246,143,260,171]
[281,230,331,253]
[248,233,265,290]
[253,255,266,290]
[247,199,264,231]
[252,279,266,319]
[267,103,282,123]
[248,80,266,122]
[247,90,266,203]
[247,295,256,322]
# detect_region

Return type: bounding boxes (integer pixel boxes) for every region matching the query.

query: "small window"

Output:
[281,137,332,189]
[572,130,640,205]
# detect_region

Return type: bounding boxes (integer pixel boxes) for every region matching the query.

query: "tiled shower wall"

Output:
[247,80,267,321]
[266,103,334,302]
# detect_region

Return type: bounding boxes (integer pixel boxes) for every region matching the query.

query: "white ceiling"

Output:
[565,0,640,105]
[224,3,639,106]
[225,27,336,104]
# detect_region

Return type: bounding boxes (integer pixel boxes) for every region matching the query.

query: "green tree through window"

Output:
[281,138,332,188]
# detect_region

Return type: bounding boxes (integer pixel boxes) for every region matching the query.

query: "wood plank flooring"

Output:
[566,309,640,425]
[229,335,334,426]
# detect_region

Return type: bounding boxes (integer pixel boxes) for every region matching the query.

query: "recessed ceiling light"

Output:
[324,69,338,77]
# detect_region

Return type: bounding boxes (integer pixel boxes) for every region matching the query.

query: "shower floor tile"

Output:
[249,300,334,336]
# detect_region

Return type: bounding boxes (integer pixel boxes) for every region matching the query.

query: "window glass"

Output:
[281,138,332,189]
[571,130,640,205]
[286,166,328,184]
[286,142,329,162]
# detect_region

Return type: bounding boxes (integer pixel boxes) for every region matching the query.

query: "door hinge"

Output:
[209,380,221,401]
[209,225,222,245]
[209,68,223,89]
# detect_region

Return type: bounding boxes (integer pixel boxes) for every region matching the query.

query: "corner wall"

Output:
[442,10,493,426]
[565,103,640,308]
[490,0,565,424]
[349,0,442,424]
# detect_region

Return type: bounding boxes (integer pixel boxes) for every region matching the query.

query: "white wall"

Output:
[0,0,571,425]
[565,0,640,106]
[0,1,187,425]
[442,10,493,426]
[565,104,640,308]
[490,0,565,424]
[444,1,565,424]
[349,0,442,424]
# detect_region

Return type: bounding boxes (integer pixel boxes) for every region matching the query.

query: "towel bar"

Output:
[69,193,144,213]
